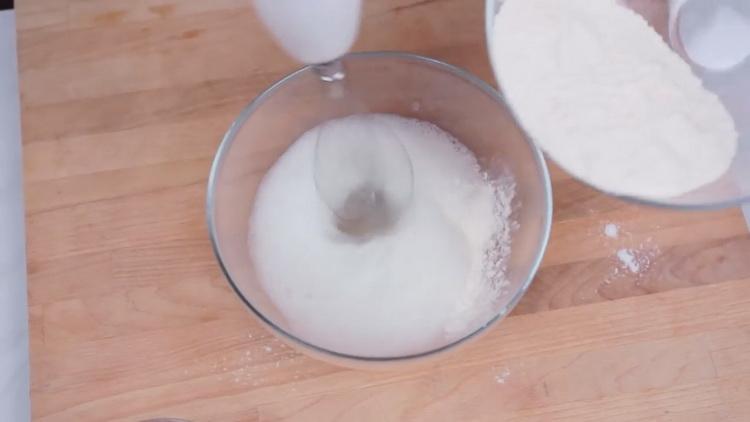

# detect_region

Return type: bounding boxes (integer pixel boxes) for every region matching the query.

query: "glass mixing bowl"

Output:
[207,52,552,366]
[486,0,750,210]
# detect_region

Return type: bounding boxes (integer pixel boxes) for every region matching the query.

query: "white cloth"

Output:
[0,9,31,422]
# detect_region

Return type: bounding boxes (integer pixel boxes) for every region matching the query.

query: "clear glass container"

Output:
[207,52,552,366]
[486,0,750,210]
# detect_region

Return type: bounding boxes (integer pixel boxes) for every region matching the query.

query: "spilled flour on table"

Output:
[603,223,620,239]
[616,248,639,273]
[494,367,511,385]
[599,222,661,285]
[612,237,660,278]
[615,245,658,275]
[212,334,298,387]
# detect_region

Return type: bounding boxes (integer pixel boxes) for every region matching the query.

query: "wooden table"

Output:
[19,0,750,420]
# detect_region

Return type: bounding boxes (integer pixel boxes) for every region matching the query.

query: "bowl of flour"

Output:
[486,0,750,209]
[207,52,552,365]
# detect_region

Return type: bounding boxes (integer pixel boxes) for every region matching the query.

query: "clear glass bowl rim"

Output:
[206,51,553,363]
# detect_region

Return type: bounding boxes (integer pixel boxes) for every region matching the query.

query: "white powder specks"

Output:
[493,367,511,384]
[614,240,660,277]
[604,223,619,239]
[212,337,292,386]
[598,223,661,285]
[616,248,639,273]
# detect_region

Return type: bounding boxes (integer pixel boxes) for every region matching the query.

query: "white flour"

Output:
[493,0,738,198]
[616,248,640,273]
[493,366,511,385]
[597,221,661,281]
[604,223,620,239]
[249,114,515,357]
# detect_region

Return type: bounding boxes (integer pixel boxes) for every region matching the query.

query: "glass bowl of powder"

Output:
[486,0,750,209]
[207,52,552,366]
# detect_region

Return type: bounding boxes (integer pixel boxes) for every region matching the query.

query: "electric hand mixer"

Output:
[254,0,414,236]
[207,0,553,363]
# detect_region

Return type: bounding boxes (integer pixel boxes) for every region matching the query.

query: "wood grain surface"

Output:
[18,0,750,421]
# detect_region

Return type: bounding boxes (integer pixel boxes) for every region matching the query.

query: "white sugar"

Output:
[249,114,515,357]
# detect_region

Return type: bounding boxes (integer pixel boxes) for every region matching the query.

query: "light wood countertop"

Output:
[19,0,750,420]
